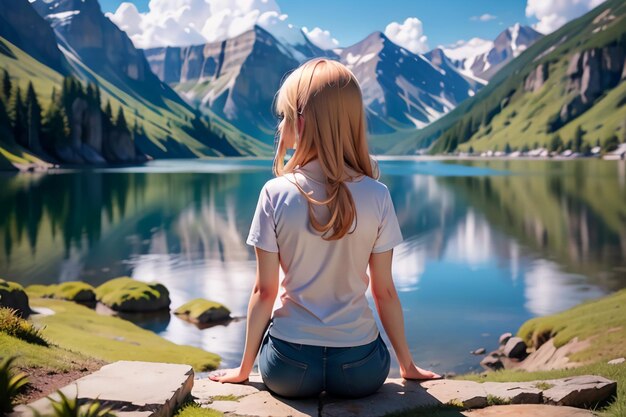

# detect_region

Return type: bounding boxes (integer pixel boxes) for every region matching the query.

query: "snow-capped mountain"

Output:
[444,24,543,81]
[340,32,483,137]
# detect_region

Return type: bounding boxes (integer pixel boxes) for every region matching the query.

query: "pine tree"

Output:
[25,82,42,150]
[10,86,27,146]
[504,143,512,154]
[549,134,564,152]
[1,69,11,103]
[104,100,113,124]
[42,100,70,149]
[574,125,584,152]
[115,106,128,132]
[0,97,14,144]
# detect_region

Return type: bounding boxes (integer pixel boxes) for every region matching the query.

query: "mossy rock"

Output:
[95,277,170,313]
[26,282,96,302]
[174,298,231,324]
[0,278,32,317]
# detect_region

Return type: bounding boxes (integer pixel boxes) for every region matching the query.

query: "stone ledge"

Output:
[12,361,194,417]
[193,374,616,417]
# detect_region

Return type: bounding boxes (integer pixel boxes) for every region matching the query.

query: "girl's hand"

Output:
[400,363,442,380]
[208,367,249,384]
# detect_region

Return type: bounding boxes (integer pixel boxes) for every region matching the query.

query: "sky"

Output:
[100,0,606,52]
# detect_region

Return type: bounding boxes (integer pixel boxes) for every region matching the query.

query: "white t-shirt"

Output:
[246,159,403,347]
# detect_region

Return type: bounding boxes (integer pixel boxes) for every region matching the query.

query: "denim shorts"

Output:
[258,331,390,398]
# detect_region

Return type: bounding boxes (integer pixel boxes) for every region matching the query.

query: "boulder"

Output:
[0,278,32,317]
[174,298,231,325]
[95,277,170,312]
[471,348,486,355]
[503,337,527,359]
[480,352,504,371]
[27,282,96,303]
[608,358,625,365]
[499,332,513,346]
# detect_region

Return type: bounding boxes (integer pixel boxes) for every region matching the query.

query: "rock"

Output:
[524,62,549,93]
[174,298,231,326]
[12,361,193,417]
[503,337,527,359]
[608,357,625,365]
[482,382,542,404]
[510,338,589,372]
[480,353,504,371]
[499,332,513,346]
[464,404,596,416]
[0,278,32,317]
[95,277,170,313]
[543,375,617,408]
[471,348,486,355]
[27,282,96,303]
[422,379,488,409]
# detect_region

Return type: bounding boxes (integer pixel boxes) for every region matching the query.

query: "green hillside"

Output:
[389,0,626,155]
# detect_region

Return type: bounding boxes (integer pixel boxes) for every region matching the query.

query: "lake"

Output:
[1,158,625,375]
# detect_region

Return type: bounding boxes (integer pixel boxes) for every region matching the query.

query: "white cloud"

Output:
[384,17,429,54]
[107,0,301,49]
[526,0,607,34]
[470,13,497,22]
[302,26,339,50]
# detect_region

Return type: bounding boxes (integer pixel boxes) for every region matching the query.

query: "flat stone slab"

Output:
[543,375,617,407]
[13,361,194,417]
[464,404,596,416]
[195,374,616,417]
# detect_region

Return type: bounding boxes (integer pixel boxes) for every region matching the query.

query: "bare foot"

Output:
[401,364,442,380]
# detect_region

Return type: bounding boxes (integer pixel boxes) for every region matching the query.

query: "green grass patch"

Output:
[174,299,231,323]
[174,402,223,417]
[0,279,25,294]
[30,298,219,371]
[0,308,47,346]
[210,395,239,402]
[94,277,169,312]
[26,282,95,302]
[533,381,554,390]
[518,289,626,363]
[486,394,510,406]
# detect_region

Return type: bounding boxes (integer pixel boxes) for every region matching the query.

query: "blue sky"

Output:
[100,0,535,47]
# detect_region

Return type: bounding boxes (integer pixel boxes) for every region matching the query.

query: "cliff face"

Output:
[559,43,626,125]
[0,0,67,73]
[145,27,300,142]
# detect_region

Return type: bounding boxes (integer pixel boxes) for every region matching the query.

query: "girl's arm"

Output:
[209,247,280,383]
[369,250,440,380]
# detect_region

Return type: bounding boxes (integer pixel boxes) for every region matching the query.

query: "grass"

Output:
[94,277,169,311]
[173,299,231,323]
[533,382,554,390]
[0,308,48,346]
[26,282,96,302]
[28,298,219,371]
[174,402,223,417]
[210,395,239,402]
[0,278,26,294]
[518,289,626,363]
[485,395,510,406]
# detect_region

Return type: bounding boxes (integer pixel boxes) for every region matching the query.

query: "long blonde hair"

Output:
[273,58,379,241]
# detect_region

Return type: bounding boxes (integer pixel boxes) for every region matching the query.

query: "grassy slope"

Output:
[5,298,221,371]
[459,290,626,417]
[0,36,256,165]
[389,0,626,155]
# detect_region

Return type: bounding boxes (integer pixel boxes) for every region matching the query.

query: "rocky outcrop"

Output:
[0,278,32,317]
[559,42,626,125]
[524,62,549,92]
[174,298,231,326]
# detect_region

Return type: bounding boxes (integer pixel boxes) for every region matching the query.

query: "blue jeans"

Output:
[258,331,390,398]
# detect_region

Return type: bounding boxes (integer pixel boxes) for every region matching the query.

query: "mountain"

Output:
[146,29,482,152]
[341,32,483,152]
[390,0,626,155]
[0,0,242,169]
[444,24,543,82]
[145,26,335,145]
[0,0,67,73]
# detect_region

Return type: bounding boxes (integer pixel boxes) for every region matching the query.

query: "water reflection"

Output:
[0,159,624,373]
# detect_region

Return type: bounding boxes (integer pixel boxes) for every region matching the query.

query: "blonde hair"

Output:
[273,58,379,241]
